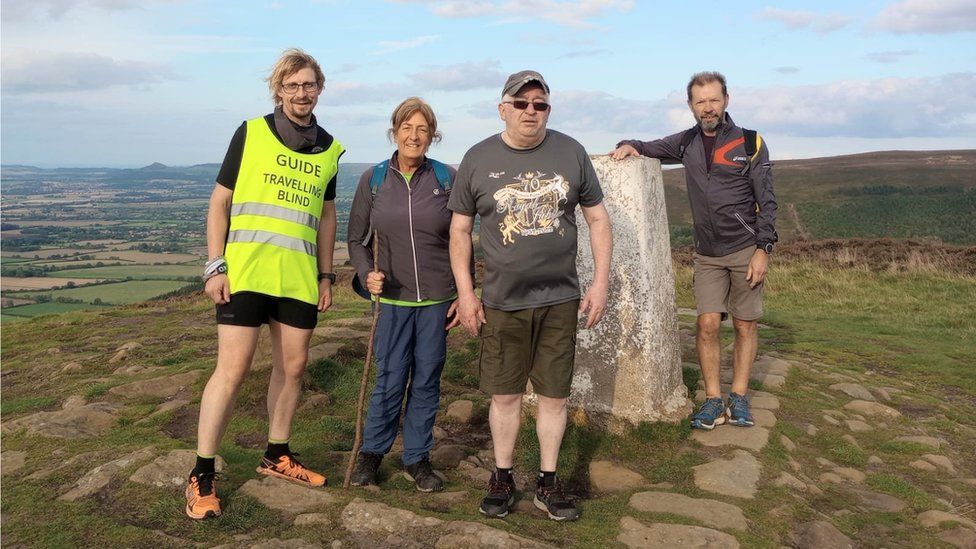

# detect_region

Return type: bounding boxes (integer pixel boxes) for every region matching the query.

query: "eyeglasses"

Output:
[502,99,550,111]
[280,82,320,94]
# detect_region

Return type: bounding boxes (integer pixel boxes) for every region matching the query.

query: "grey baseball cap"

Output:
[502,70,550,97]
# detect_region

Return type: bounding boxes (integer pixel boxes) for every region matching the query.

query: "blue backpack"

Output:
[368,158,453,195]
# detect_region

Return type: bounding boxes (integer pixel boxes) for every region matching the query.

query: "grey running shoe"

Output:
[479,472,516,518]
[691,397,727,430]
[534,478,580,521]
[404,457,443,492]
[726,392,755,427]
[350,452,382,486]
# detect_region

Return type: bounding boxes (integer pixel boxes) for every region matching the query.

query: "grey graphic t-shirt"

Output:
[448,130,603,311]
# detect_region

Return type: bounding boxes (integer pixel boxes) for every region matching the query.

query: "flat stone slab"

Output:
[939,526,976,549]
[340,498,552,548]
[108,370,201,400]
[774,472,807,491]
[312,326,367,340]
[617,516,739,549]
[590,460,646,493]
[238,476,336,514]
[752,356,792,376]
[752,408,777,428]
[306,342,342,364]
[436,520,555,548]
[3,402,117,439]
[693,450,761,499]
[846,420,873,432]
[893,435,941,449]
[629,491,747,531]
[918,510,976,530]
[829,383,875,401]
[792,520,854,549]
[852,488,906,512]
[446,400,475,423]
[431,444,467,469]
[59,446,156,501]
[129,449,227,489]
[692,426,769,452]
[1,451,27,475]
[843,400,900,419]
[922,454,956,474]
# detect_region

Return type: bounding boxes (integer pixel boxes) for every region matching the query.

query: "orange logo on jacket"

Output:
[712,136,745,167]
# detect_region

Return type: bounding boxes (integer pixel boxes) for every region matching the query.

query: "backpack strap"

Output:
[429,159,453,191]
[742,128,759,160]
[677,127,698,159]
[368,160,389,196]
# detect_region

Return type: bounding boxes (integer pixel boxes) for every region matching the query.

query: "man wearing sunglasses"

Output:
[610,71,777,434]
[448,70,612,522]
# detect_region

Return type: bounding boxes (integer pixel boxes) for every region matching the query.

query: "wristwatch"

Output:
[318,272,337,283]
[758,242,774,254]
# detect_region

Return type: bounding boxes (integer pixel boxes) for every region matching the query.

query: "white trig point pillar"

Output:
[572,155,691,431]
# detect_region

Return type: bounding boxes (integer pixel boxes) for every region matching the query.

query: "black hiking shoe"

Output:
[534,478,580,521]
[350,452,382,486]
[479,472,516,518]
[403,457,444,492]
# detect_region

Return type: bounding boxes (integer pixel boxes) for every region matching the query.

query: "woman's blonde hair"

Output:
[266,48,325,104]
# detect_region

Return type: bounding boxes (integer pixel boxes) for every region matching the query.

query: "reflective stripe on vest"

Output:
[231,202,320,231]
[224,116,344,304]
[227,229,317,256]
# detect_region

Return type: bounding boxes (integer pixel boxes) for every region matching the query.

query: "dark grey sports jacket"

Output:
[618,113,777,257]
[347,152,459,303]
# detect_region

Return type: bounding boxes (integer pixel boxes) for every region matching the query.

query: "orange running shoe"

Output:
[185,473,221,520]
[256,454,326,487]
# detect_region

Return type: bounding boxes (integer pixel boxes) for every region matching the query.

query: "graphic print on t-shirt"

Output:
[492,171,569,245]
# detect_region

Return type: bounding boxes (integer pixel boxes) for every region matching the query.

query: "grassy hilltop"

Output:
[663,150,976,246]
[2,243,974,548]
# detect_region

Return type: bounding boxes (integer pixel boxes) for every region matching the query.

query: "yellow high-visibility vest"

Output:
[225,117,343,305]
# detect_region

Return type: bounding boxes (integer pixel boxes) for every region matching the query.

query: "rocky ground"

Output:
[1,286,974,548]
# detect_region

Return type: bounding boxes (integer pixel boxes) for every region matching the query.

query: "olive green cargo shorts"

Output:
[693,245,764,321]
[478,299,579,398]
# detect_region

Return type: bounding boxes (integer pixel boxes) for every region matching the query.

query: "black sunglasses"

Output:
[503,99,550,111]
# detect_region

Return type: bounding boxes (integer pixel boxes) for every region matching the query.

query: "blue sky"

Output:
[2,0,974,167]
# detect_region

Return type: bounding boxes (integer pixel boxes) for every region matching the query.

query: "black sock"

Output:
[265,441,291,460]
[495,467,513,483]
[193,455,216,477]
[538,470,556,487]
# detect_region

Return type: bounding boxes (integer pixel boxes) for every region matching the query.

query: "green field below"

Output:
[1,301,109,322]
[55,264,200,279]
[796,191,976,245]
[14,279,192,305]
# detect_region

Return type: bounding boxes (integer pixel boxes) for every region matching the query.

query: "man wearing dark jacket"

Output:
[610,71,777,431]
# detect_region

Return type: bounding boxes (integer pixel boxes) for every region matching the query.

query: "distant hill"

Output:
[661,150,976,245]
[3,151,974,244]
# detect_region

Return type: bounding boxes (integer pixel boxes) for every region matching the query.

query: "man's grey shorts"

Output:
[693,245,764,321]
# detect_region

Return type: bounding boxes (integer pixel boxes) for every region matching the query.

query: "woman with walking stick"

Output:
[346,97,461,491]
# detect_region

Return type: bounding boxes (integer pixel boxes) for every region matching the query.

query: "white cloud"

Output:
[1,50,176,94]
[558,49,611,59]
[392,0,634,28]
[323,81,409,106]
[731,73,976,138]
[407,59,506,91]
[871,0,976,34]
[1,0,179,21]
[372,35,440,55]
[865,49,917,63]
[756,7,851,33]
[773,66,801,74]
[467,73,976,140]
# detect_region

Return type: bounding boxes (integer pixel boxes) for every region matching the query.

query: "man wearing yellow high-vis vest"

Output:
[185,48,343,520]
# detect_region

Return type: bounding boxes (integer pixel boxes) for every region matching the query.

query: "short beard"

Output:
[698,116,721,133]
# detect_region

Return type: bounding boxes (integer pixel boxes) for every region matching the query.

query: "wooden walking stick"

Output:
[344,232,380,488]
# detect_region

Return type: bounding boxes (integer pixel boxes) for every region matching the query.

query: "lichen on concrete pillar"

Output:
[571,155,691,430]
